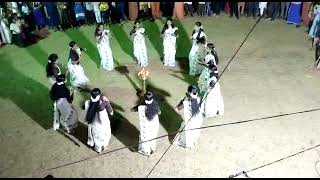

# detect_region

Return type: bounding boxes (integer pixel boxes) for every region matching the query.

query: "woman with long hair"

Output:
[131,92,161,156]
[95,23,114,71]
[203,69,224,118]
[130,20,148,67]
[198,43,219,95]
[85,88,113,154]
[50,74,78,133]
[161,17,178,67]
[173,85,204,148]
[46,53,61,85]
[189,21,206,75]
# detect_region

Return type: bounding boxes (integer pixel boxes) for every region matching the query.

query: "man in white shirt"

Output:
[92,2,102,24]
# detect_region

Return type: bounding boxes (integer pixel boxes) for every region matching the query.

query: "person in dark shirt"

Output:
[50,74,78,133]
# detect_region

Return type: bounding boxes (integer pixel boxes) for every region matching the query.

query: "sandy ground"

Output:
[0,15,319,178]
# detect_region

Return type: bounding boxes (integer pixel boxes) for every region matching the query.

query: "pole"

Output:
[143,79,146,94]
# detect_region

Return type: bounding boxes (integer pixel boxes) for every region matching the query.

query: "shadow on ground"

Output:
[0,53,52,130]
[109,23,135,59]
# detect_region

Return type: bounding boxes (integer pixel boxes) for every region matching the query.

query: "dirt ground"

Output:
[0,15,319,178]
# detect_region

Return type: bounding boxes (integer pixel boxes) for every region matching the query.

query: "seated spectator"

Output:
[20,18,38,46]
[10,15,24,47]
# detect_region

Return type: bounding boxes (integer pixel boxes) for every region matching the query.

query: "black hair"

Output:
[209,79,216,89]
[207,43,219,65]
[130,20,141,36]
[69,41,76,48]
[161,17,175,34]
[192,21,205,44]
[50,74,72,103]
[95,23,103,37]
[46,54,58,77]
[187,85,200,115]
[197,36,206,45]
[208,64,218,79]
[56,74,65,83]
[86,88,101,124]
[144,92,160,121]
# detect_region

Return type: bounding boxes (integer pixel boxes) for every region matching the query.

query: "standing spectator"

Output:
[57,2,73,30]
[266,2,280,21]
[84,2,95,25]
[229,2,239,19]
[184,2,193,17]
[205,2,212,16]
[10,15,23,47]
[7,2,21,17]
[280,2,290,19]
[118,1,128,21]
[309,4,320,47]
[259,2,268,17]
[20,2,34,30]
[32,2,46,31]
[287,2,302,27]
[138,2,153,21]
[211,1,222,16]
[110,2,120,24]
[238,2,245,16]
[307,3,316,34]
[160,2,174,18]
[66,2,78,28]
[197,2,206,17]
[129,2,138,21]
[151,2,161,19]
[247,2,259,19]
[74,2,86,26]
[43,2,62,31]
[99,2,110,25]
[0,14,11,44]
[92,2,102,24]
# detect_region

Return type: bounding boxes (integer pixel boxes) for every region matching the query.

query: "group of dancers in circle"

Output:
[46,18,224,156]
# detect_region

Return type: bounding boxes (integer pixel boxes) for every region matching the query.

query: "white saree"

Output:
[97,29,114,71]
[163,27,178,67]
[85,100,112,153]
[133,28,148,67]
[203,76,224,118]
[138,105,160,155]
[174,97,204,148]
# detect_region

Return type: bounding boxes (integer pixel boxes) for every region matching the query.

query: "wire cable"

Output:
[145,15,263,177]
[229,144,320,178]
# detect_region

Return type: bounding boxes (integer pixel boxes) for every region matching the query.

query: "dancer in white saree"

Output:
[161,17,178,67]
[46,53,61,86]
[50,74,78,133]
[173,85,204,148]
[130,20,148,67]
[198,43,219,96]
[189,21,207,75]
[95,23,114,71]
[85,88,113,154]
[131,92,161,156]
[203,68,224,118]
[67,41,89,90]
